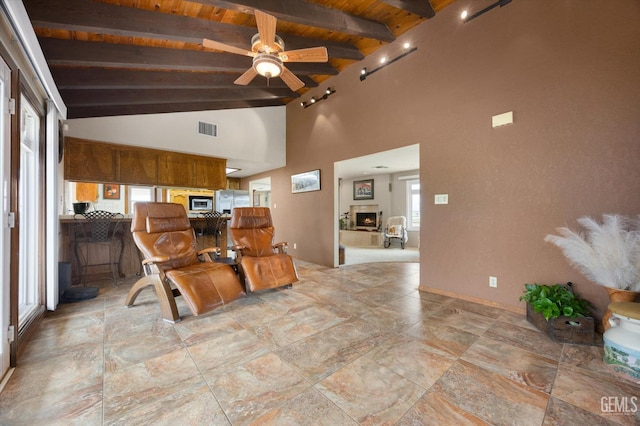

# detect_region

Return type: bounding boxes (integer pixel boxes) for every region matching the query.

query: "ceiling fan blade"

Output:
[255,10,277,51]
[280,46,328,63]
[203,38,255,57]
[280,67,305,91]
[234,68,259,85]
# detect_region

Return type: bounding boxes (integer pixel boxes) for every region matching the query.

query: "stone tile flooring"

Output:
[1,260,639,425]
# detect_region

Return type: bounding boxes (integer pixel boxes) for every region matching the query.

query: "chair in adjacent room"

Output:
[229,207,299,292]
[124,202,245,322]
[383,216,408,249]
[73,210,125,287]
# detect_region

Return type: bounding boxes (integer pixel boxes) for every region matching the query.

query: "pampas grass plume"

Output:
[545,214,640,291]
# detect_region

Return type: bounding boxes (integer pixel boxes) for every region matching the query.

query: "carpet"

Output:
[342,245,419,265]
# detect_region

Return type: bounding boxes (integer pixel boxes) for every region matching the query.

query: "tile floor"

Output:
[1,260,639,425]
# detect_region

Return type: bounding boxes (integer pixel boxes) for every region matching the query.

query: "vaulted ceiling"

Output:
[24,0,456,118]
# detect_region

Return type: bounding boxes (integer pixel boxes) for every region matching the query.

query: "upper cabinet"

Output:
[157,152,195,187]
[119,147,158,185]
[63,139,118,182]
[64,137,227,189]
[194,157,226,189]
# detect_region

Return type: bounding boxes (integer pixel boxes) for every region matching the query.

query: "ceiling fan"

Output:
[202,10,328,91]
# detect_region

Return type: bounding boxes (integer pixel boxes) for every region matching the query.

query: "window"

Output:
[407,179,420,230]
[128,186,154,213]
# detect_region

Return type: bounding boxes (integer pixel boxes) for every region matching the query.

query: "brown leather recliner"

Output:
[229,207,299,292]
[125,202,245,322]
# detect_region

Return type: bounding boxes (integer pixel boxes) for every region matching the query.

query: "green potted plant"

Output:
[520,283,594,344]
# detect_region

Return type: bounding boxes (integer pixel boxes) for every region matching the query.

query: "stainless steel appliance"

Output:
[189,196,213,211]
[215,190,250,214]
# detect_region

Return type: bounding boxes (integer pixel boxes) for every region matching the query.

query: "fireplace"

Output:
[355,212,377,230]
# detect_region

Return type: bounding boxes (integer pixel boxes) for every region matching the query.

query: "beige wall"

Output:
[245,0,640,318]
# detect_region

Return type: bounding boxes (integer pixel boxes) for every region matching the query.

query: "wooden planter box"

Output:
[526,303,595,345]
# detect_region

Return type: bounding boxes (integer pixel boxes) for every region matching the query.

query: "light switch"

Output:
[434,194,448,204]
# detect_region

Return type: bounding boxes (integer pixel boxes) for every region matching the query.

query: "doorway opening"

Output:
[249,177,271,208]
[334,144,420,266]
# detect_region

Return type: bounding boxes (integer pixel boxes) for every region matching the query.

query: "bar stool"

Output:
[197,211,224,248]
[74,210,125,287]
[198,211,239,274]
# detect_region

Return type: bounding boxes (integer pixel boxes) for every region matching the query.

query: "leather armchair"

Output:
[125,202,245,322]
[229,207,299,292]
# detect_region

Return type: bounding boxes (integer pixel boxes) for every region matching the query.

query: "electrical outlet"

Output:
[293,243,297,249]
[489,276,497,288]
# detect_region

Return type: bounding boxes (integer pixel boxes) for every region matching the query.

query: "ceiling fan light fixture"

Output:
[253,54,283,78]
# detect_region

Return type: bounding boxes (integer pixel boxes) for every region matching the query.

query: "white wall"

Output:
[66,106,287,177]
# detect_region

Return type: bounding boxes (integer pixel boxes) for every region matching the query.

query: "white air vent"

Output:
[197,121,218,137]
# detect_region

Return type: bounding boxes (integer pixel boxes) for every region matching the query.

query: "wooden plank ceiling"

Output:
[24,0,456,118]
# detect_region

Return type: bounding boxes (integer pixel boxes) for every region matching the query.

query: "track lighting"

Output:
[300,87,335,108]
[360,43,417,82]
[461,0,512,23]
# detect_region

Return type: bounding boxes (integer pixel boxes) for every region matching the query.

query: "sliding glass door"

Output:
[18,96,41,327]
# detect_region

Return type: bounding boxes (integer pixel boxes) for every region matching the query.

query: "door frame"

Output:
[0,53,11,383]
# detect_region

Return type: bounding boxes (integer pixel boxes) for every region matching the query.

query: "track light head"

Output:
[301,87,336,108]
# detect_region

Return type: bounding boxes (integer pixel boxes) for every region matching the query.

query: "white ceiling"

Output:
[335,144,420,180]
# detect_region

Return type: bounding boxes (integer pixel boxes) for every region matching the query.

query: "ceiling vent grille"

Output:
[197,121,218,137]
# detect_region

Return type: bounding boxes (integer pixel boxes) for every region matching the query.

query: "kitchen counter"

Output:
[59,215,229,283]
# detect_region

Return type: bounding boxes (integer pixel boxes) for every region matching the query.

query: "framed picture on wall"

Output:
[103,184,120,200]
[353,179,374,200]
[291,169,321,193]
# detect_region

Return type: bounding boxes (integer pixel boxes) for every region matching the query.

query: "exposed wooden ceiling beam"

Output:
[67,99,287,119]
[50,68,318,90]
[190,0,396,42]
[23,0,450,118]
[23,0,364,61]
[379,0,436,18]
[39,38,339,76]
[60,88,298,107]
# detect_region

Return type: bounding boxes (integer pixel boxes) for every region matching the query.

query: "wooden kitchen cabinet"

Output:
[157,153,195,187]
[194,157,226,189]
[118,147,158,185]
[64,138,118,182]
[64,137,227,189]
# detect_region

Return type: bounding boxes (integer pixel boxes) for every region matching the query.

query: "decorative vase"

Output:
[603,304,640,382]
[603,287,640,331]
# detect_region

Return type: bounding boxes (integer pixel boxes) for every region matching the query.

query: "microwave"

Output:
[189,196,213,211]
